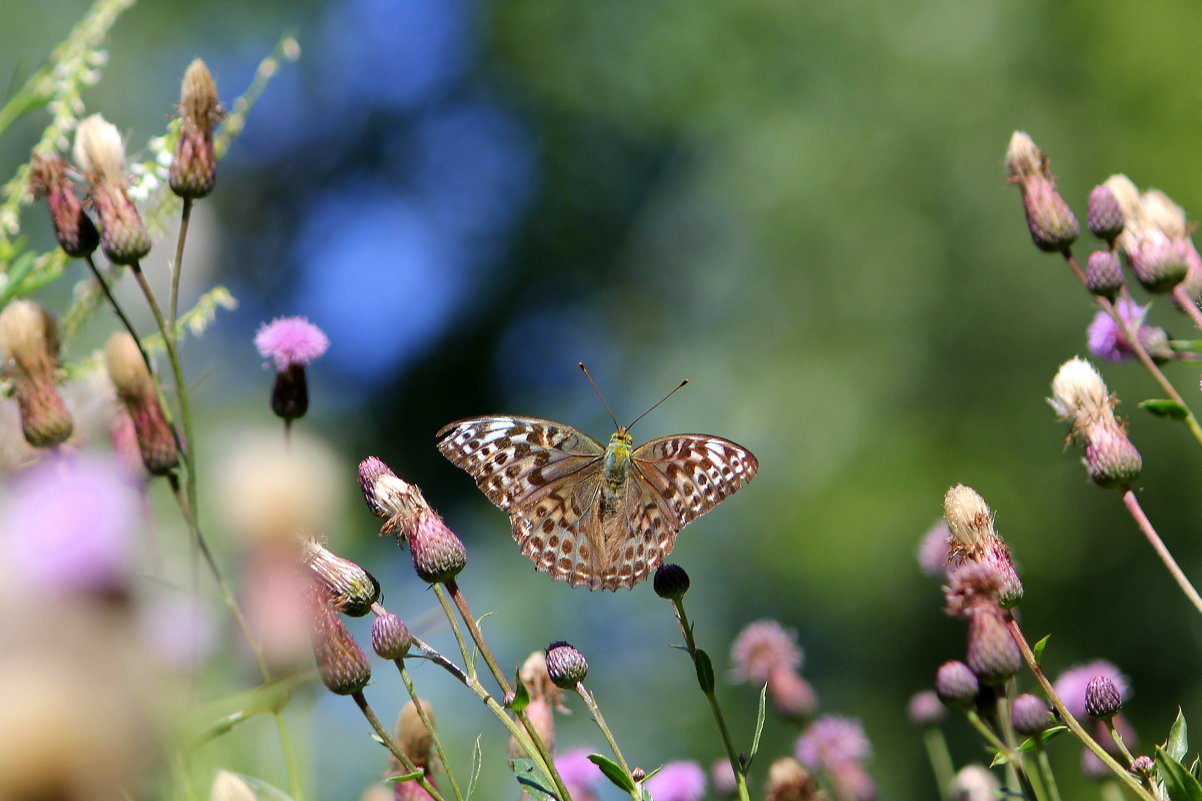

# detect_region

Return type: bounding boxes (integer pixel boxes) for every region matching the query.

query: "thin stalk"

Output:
[272,711,304,801]
[431,584,476,677]
[1121,488,1202,616]
[1034,746,1062,801]
[1106,720,1135,766]
[670,598,752,801]
[397,661,464,801]
[995,694,1026,796]
[1172,284,1202,334]
[921,728,955,800]
[575,683,641,801]
[1007,618,1155,801]
[964,708,1042,801]
[169,198,193,328]
[351,691,447,801]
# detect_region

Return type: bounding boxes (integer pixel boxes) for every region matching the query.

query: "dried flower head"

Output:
[105,332,178,475]
[942,485,1022,607]
[72,114,150,264]
[545,641,589,689]
[730,619,803,684]
[935,660,979,707]
[1053,660,1129,720]
[300,537,379,617]
[1005,131,1078,253]
[29,152,98,258]
[358,456,433,534]
[1049,358,1142,487]
[170,59,221,198]
[765,757,820,801]
[645,761,707,801]
[0,300,73,447]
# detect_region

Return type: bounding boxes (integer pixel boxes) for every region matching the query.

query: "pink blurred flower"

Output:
[795,716,871,771]
[917,520,951,577]
[731,619,803,683]
[140,594,217,670]
[1086,298,1161,363]
[254,316,329,371]
[645,761,706,801]
[1054,660,1129,720]
[555,747,603,801]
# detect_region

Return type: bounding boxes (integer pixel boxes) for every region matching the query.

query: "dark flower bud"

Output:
[906,690,945,727]
[1087,185,1126,243]
[29,152,98,258]
[301,538,379,617]
[407,508,467,583]
[371,611,413,660]
[1011,693,1052,736]
[653,563,690,599]
[310,588,371,695]
[966,605,1021,685]
[1085,676,1122,720]
[935,660,979,707]
[545,641,588,689]
[1085,250,1124,300]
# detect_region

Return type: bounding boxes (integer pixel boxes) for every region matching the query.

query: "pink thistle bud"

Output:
[29,153,98,258]
[1011,693,1052,736]
[300,537,379,617]
[730,619,803,684]
[0,300,73,447]
[767,666,818,722]
[309,586,371,695]
[1081,419,1143,488]
[1131,755,1154,776]
[104,332,178,474]
[1128,231,1188,292]
[907,690,945,727]
[371,611,413,660]
[73,115,150,265]
[169,59,221,199]
[935,661,979,707]
[965,605,1021,685]
[765,757,820,801]
[1054,660,1128,721]
[545,641,589,689]
[407,507,467,583]
[1085,676,1122,720]
[1050,358,1141,488]
[1084,250,1124,300]
[1005,133,1078,252]
[1087,185,1126,243]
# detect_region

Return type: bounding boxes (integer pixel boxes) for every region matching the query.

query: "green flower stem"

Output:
[1007,618,1155,801]
[272,711,304,801]
[963,707,1044,801]
[169,198,193,330]
[1120,488,1202,616]
[431,584,476,678]
[1064,251,1202,448]
[920,727,955,800]
[82,255,149,367]
[1033,744,1062,801]
[575,682,642,801]
[397,660,464,801]
[1172,285,1202,334]
[669,598,752,801]
[1105,719,1135,766]
[995,694,1026,796]
[351,691,447,801]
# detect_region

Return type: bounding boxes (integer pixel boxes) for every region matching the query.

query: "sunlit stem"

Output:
[1033,743,1062,801]
[169,197,192,328]
[1120,487,1202,616]
[1105,719,1135,766]
[575,682,642,801]
[995,694,1027,796]
[351,691,447,801]
[396,659,464,801]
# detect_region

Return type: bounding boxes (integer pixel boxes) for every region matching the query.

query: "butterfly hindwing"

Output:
[632,434,760,528]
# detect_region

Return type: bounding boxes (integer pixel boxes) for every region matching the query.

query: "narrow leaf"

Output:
[1168,708,1190,763]
[694,649,715,694]
[588,754,635,792]
[1032,635,1051,665]
[1017,725,1069,751]
[748,683,768,764]
[510,758,558,801]
[385,772,425,784]
[1156,746,1202,801]
[466,735,483,801]
[1141,399,1190,420]
[510,670,530,713]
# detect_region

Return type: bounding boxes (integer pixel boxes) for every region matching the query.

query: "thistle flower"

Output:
[300,537,379,616]
[29,152,98,258]
[169,59,221,199]
[942,485,1022,607]
[935,660,979,707]
[1005,131,1078,253]
[768,666,818,721]
[1053,660,1129,720]
[1085,676,1123,720]
[644,761,706,801]
[1084,250,1124,299]
[906,690,944,727]
[105,332,178,474]
[730,619,803,683]
[309,587,371,695]
[1049,358,1142,488]
[371,611,413,660]
[0,300,73,447]
[1010,693,1051,736]
[555,748,603,801]
[795,716,871,771]
[545,641,589,689]
[1087,185,1126,243]
[765,757,820,801]
[1086,297,1171,363]
[1109,179,1194,293]
[73,114,150,264]
[254,316,329,423]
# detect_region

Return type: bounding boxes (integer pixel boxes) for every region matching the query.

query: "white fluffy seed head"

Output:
[1005,131,1043,182]
[1050,357,1111,426]
[104,332,152,398]
[73,114,126,184]
[0,300,56,371]
[943,484,995,550]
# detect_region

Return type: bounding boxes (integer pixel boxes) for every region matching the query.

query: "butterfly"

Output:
[436,366,758,590]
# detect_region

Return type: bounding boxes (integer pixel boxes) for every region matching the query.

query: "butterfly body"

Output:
[437,415,758,591]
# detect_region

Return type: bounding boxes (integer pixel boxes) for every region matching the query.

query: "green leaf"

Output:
[510,670,530,713]
[1157,746,1202,801]
[509,758,558,801]
[694,649,715,694]
[588,754,635,792]
[466,735,483,801]
[748,682,767,765]
[385,772,425,784]
[1017,725,1069,751]
[1168,708,1190,762]
[1032,635,1051,665]
[1141,399,1190,420]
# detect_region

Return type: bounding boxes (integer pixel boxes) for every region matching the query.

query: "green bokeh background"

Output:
[5,1,1202,799]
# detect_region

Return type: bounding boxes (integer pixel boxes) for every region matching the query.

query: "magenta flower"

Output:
[254,316,329,371]
[1054,660,1129,720]
[795,716,872,771]
[1,454,137,594]
[1086,298,1160,363]
[730,619,803,683]
[645,761,706,801]
[554,748,603,801]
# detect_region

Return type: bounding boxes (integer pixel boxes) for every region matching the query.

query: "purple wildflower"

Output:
[1086,298,1152,363]
[1053,660,1129,720]
[555,748,603,801]
[254,316,329,371]
[730,619,803,683]
[917,520,951,577]
[1,454,136,594]
[645,761,706,801]
[795,715,871,771]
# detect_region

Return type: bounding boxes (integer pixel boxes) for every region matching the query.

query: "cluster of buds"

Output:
[72,115,151,265]
[104,333,179,475]
[1104,175,1198,294]
[0,301,73,447]
[1005,131,1079,254]
[1049,357,1142,488]
[169,59,221,199]
[358,457,467,584]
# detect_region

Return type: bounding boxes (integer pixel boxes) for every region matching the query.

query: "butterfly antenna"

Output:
[628,377,689,431]
[579,362,620,429]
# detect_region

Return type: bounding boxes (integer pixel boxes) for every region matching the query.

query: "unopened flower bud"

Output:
[545,641,588,689]
[170,59,221,199]
[1128,231,1188,293]
[301,538,379,617]
[653,563,690,599]
[1085,250,1124,299]
[1087,185,1126,243]
[966,605,1021,685]
[73,115,150,265]
[768,666,818,721]
[105,332,178,474]
[1085,676,1122,720]
[358,457,432,533]
[0,300,73,447]
[1011,693,1052,736]
[907,690,945,727]
[371,611,412,660]
[310,588,371,695]
[1082,419,1143,488]
[395,700,435,771]
[29,153,98,258]
[1006,133,1078,252]
[1131,755,1154,776]
[935,660,979,707]
[943,485,1022,607]
[765,757,820,801]
[1050,357,1142,488]
[407,507,467,583]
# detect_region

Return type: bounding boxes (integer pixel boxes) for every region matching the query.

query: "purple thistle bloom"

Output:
[795,715,872,771]
[255,316,329,371]
[1053,660,1129,720]
[1,454,137,594]
[554,748,603,800]
[1086,298,1149,363]
[645,761,707,801]
[730,619,803,683]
